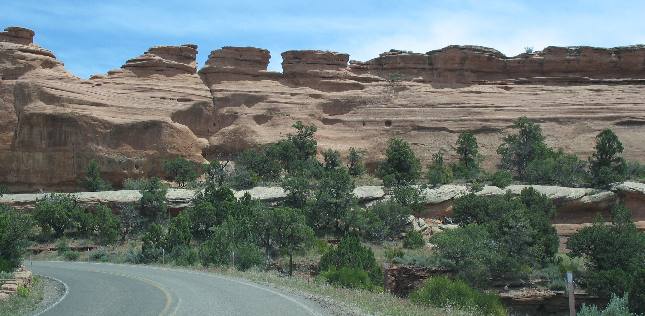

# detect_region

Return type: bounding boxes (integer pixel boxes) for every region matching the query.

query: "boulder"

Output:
[1,283,17,292]
[0,292,9,301]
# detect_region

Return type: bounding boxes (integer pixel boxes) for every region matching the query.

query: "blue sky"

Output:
[3,0,645,78]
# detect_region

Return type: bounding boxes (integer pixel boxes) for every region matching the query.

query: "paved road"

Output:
[31,261,328,316]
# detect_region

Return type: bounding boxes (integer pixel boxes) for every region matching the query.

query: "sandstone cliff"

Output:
[1,26,644,191]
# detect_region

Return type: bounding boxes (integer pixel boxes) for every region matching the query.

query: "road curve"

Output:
[30,261,329,316]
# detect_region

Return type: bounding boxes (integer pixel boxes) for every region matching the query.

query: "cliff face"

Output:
[1,26,645,191]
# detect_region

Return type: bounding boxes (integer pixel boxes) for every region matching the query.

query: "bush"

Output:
[63,251,80,261]
[90,249,109,262]
[33,193,80,238]
[122,178,149,190]
[229,167,259,190]
[139,177,168,223]
[199,227,231,267]
[94,205,120,245]
[427,152,453,187]
[0,209,33,272]
[320,267,376,290]
[626,161,645,182]
[118,205,144,241]
[237,147,282,182]
[377,138,421,186]
[233,243,264,271]
[359,201,411,242]
[525,150,589,187]
[169,245,198,266]
[141,224,165,263]
[568,205,645,313]
[489,170,512,188]
[578,294,637,316]
[164,213,191,253]
[309,168,356,234]
[319,235,382,285]
[82,159,111,191]
[322,149,342,170]
[403,231,425,249]
[17,285,30,298]
[163,157,199,187]
[410,277,506,316]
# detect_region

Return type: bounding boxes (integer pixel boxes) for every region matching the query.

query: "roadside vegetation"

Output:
[1,118,644,315]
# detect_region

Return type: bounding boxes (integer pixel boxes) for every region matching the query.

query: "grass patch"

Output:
[0,276,45,316]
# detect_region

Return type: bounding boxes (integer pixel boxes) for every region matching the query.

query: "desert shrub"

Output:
[93,205,120,245]
[320,267,376,290]
[138,177,168,223]
[16,285,30,298]
[377,138,421,186]
[309,168,356,234]
[360,201,411,242]
[169,245,198,266]
[347,147,366,176]
[403,231,425,249]
[626,161,645,182]
[163,157,199,187]
[322,149,342,170]
[453,132,482,179]
[122,178,148,190]
[497,116,549,179]
[236,147,282,182]
[118,205,144,241]
[319,235,382,284]
[589,129,627,188]
[56,239,70,255]
[0,209,33,272]
[578,294,637,316]
[185,200,218,240]
[69,207,96,237]
[281,172,313,209]
[63,251,80,261]
[427,152,453,187]
[526,150,589,187]
[233,243,264,271]
[90,249,110,262]
[489,170,513,188]
[33,193,80,237]
[141,224,165,263]
[164,212,191,253]
[568,205,645,313]
[410,277,506,316]
[258,207,314,275]
[229,167,259,190]
[82,159,111,191]
[384,247,405,262]
[199,227,231,266]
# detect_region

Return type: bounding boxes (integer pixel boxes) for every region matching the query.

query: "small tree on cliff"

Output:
[83,159,111,192]
[497,117,549,179]
[589,129,627,188]
[377,138,421,186]
[163,157,198,187]
[347,147,366,177]
[139,177,168,223]
[271,207,314,276]
[453,132,481,179]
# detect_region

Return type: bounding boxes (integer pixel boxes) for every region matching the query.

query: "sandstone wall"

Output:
[1,26,645,191]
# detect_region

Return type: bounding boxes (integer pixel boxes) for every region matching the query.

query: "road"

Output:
[30,261,329,316]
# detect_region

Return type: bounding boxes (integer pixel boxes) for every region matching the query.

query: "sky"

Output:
[3,0,645,78]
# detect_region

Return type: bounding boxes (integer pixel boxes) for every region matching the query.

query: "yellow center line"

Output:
[86,269,174,316]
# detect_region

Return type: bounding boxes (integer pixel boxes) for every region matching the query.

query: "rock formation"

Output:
[1,26,645,191]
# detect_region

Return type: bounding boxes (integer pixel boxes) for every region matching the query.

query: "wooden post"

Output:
[567,272,576,316]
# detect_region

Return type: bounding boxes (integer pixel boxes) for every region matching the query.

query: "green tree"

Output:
[568,206,645,312]
[309,168,356,234]
[411,277,506,316]
[589,129,627,188]
[489,170,513,188]
[82,159,111,191]
[94,204,120,245]
[288,121,318,162]
[0,208,33,272]
[322,149,342,170]
[164,212,192,254]
[347,147,366,177]
[271,207,314,275]
[139,177,168,223]
[378,138,421,186]
[359,200,412,242]
[454,132,481,179]
[526,150,589,187]
[163,157,198,187]
[403,230,425,249]
[427,152,453,187]
[33,193,79,237]
[237,147,282,182]
[497,117,549,179]
[319,235,382,285]
[141,224,165,263]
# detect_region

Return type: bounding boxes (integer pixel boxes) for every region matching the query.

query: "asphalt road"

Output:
[30,261,329,316]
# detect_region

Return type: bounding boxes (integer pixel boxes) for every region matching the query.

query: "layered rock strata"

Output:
[1,26,645,191]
